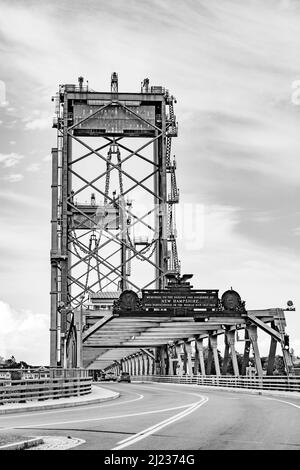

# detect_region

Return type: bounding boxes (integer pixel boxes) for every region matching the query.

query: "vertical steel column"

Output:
[160,346,167,375]
[175,344,184,376]
[167,350,174,376]
[210,335,221,376]
[129,358,133,375]
[241,328,251,375]
[143,354,148,376]
[148,356,153,375]
[226,330,239,376]
[206,338,213,375]
[129,357,133,375]
[154,100,168,288]
[74,309,82,368]
[135,355,139,375]
[248,325,263,376]
[120,197,128,291]
[160,101,168,285]
[138,355,144,375]
[59,96,72,368]
[222,332,230,375]
[50,147,58,367]
[130,356,135,376]
[184,342,193,376]
[267,322,277,376]
[196,339,206,376]
[193,347,199,375]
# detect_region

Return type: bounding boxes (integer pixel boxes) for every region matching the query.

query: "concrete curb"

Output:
[134,381,300,399]
[0,438,44,450]
[0,388,120,415]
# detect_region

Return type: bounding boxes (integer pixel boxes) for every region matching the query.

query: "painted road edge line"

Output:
[0,391,143,420]
[264,397,300,409]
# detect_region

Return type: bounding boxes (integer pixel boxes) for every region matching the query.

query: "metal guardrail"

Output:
[133,375,300,392]
[0,368,90,380]
[0,369,92,405]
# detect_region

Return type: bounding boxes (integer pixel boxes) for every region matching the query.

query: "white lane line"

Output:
[0,402,197,432]
[0,391,144,421]
[264,397,300,409]
[116,402,202,446]
[112,396,209,450]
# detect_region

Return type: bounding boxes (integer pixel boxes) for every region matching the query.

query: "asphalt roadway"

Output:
[0,382,299,450]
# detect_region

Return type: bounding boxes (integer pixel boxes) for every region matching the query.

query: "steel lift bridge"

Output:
[50,74,295,377]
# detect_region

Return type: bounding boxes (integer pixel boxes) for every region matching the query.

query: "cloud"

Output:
[3,173,24,183]
[0,300,49,365]
[0,190,48,208]
[25,116,52,130]
[4,120,17,128]
[26,162,40,172]
[0,152,24,167]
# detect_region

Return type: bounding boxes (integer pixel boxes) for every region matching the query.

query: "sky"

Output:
[0,0,299,364]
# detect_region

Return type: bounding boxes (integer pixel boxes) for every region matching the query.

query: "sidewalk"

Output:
[0,385,119,415]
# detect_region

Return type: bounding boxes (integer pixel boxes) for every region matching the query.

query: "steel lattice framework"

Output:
[50,74,180,366]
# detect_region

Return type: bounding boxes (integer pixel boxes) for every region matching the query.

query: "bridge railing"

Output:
[133,375,300,392]
[0,369,92,405]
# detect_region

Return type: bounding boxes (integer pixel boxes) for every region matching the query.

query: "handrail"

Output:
[0,368,90,381]
[0,374,92,405]
[132,375,300,392]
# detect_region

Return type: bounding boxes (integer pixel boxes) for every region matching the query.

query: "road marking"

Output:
[0,402,198,432]
[0,391,144,421]
[222,397,241,400]
[264,397,300,409]
[112,396,209,450]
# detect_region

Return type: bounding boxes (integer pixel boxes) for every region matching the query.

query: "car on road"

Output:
[117,372,131,383]
[97,373,106,381]
[104,372,117,382]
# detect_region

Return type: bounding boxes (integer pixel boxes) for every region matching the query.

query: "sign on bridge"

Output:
[142,290,219,310]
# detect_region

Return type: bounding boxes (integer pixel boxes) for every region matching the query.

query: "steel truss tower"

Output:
[50,74,180,366]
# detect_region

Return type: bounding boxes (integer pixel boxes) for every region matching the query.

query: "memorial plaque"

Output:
[142,290,219,310]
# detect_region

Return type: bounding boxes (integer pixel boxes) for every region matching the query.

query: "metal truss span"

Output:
[50,74,180,367]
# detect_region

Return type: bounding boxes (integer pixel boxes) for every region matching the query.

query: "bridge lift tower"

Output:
[50,74,180,367]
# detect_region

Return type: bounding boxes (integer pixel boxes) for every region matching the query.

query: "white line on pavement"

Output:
[264,397,300,409]
[0,391,144,421]
[112,396,209,450]
[0,402,198,432]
